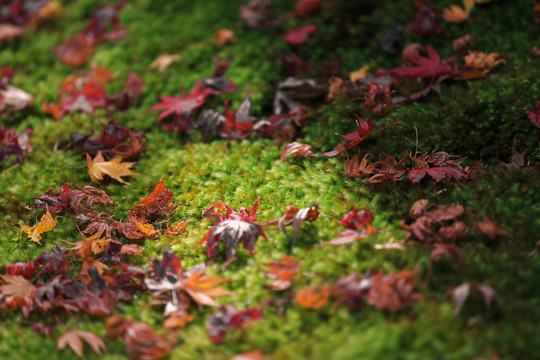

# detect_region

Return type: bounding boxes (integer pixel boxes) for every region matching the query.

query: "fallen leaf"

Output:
[20,208,58,245]
[409,199,428,219]
[183,271,231,307]
[368,270,421,312]
[295,285,331,309]
[263,256,301,290]
[453,34,473,55]
[214,28,235,47]
[0,23,24,41]
[349,64,372,82]
[149,54,181,73]
[280,141,314,161]
[471,215,512,239]
[86,151,137,184]
[282,24,317,46]
[443,5,470,23]
[57,329,106,357]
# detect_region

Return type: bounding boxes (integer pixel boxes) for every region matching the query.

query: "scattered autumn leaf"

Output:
[214,28,236,47]
[20,208,58,245]
[295,285,331,309]
[443,5,470,23]
[263,256,301,290]
[86,151,137,184]
[149,54,181,73]
[471,215,512,239]
[57,329,106,358]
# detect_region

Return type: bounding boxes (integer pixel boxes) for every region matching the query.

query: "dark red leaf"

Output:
[207,306,263,344]
[283,24,317,46]
[280,142,314,161]
[406,166,469,183]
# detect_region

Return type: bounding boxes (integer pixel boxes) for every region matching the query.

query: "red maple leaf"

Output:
[283,24,318,46]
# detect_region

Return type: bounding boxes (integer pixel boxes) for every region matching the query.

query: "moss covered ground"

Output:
[1,0,539,359]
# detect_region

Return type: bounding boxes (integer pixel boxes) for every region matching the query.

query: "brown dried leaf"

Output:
[409,199,428,219]
[149,54,181,73]
[183,271,231,307]
[471,216,512,239]
[57,329,106,358]
[263,256,301,290]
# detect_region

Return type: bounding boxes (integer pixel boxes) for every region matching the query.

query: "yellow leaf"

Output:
[443,5,470,23]
[349,63,372,82]
[20,209,57,245]
[462,0,475,11]
[86,151,137,184]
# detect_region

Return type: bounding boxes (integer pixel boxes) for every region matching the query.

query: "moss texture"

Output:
[1,0,539,359]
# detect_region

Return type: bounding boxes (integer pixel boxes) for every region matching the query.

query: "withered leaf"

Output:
[276,204,319,248]
[430,244,463,264]
[57,329,106,358]
[149,54,181,72]
[263,256,301,291]
[471,216,512,239]
[183,271,231,307]
[20,208,58,245]
[367,270,421,312]
[86,151,137,184]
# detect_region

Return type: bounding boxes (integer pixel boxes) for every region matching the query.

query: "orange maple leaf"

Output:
[295,285,331,309]
[20,208,58,245]
[183,271,231,307]
[86,151,137,184]
[443,5,470,23]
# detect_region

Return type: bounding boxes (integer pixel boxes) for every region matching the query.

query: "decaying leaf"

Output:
[20,208,58,245]
[86,151,137,184]
[57,329,106,357]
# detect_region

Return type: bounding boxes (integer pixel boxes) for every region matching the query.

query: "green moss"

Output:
[1,0,539,358]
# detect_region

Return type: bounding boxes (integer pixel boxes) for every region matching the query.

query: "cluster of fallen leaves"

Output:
[1,0,538,358]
